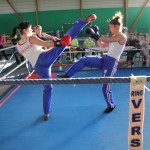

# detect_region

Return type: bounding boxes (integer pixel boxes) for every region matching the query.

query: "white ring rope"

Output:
[1,60,27,80]
[0,45,16,52]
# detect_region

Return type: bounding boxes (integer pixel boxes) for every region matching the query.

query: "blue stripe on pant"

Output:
[34,19,86,115]
[65,55,118,108]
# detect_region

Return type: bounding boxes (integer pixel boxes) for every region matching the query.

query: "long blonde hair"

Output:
[109,11,123,32]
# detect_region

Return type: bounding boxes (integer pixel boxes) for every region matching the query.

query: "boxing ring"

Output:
[0,40,150,150]
[0,67,150,150]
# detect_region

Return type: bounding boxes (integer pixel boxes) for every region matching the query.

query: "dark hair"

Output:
[10,27,18,38]
[109,11,123,31]
[11,22,31,37]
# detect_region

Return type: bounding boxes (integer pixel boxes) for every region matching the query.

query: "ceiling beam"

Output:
[124,0,128,27]
[129,0,150,31]
[80,0,83,19]
[5,0,23,22]
[35,0,39,25]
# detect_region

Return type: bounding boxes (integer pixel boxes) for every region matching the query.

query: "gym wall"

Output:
[0,0,150,35]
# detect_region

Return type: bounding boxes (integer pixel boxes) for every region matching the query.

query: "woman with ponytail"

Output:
[11,14,97,120]
[57,12,127,113]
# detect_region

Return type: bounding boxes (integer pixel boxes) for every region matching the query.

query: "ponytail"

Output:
[10,27,18,38]
[10,22,31,38]
[109,11,123,31]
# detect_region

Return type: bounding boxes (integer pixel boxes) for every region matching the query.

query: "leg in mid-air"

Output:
[34,14,97,120]
[57,56,103,78]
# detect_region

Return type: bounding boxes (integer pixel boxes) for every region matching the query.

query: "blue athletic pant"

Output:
[34,19,86,115]
[65,55,118,108]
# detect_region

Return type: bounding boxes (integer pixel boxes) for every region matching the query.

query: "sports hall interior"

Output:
[0,1,150,150]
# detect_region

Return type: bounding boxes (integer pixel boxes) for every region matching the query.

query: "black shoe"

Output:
[104,106,116,113]
[43,114,49,121]
[57,74,69,78]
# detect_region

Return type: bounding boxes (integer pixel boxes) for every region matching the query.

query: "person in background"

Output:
[70,38,84,61]
[32,25,36,33]
[139,34,148,66]
[35,25,61,63]
[0,35,8,60]
[63,38,79,61]
[64,38,85,61]
[34,25,59,50]
[83,37,96,55]
[10,30,24,64]
[126,34,138,66]
[35,25,56,41]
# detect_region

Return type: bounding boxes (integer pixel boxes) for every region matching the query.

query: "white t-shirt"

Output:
[17,36,44,67]
[107,41,126,61]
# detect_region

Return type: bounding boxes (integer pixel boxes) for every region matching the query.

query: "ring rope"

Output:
[1,60,27,80]
[0,45,16,52]
[0,76,150,85]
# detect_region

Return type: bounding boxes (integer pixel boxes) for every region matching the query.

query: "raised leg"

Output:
[65,56,103,77]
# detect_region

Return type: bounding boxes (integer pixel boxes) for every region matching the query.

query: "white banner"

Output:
[128,76,147,150]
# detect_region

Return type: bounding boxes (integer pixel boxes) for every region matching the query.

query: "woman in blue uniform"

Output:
[58,12,127,113]
[12,14,97,120]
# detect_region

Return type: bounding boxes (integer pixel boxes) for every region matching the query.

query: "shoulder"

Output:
[119,33,127,39]
[115,33,127,42]
[30,35,38,40]
[28,35,39,44]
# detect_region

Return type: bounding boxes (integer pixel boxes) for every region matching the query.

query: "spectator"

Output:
[126,34,139,66]
[32,25,36,33]
[10,31,24,64]
[35,25,55,41]
[34,25,57,49]
[63,38,84,61]
[0,35,8,60]
[70,38,84,61]
[139,34,149,66]
[83,37,96,55]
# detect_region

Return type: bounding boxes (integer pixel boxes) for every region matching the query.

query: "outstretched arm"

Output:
[42,33,57,41]
[30,35,55,48]
[30,35,71,48]
[30,14,97,49]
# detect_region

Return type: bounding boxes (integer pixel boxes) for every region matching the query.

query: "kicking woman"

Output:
[57,12,127,113]
[12,14,97,120]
